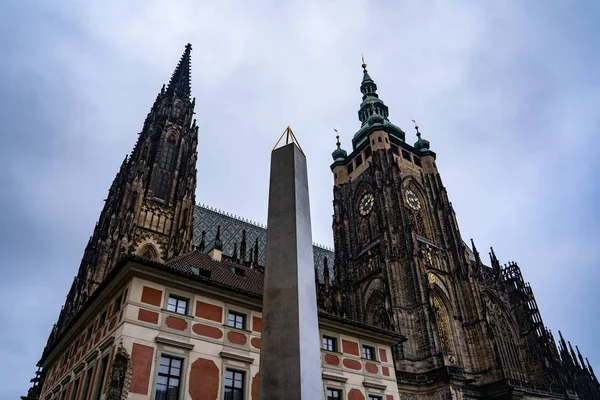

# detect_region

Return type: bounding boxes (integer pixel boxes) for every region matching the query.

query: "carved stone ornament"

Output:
[106,343,132,400]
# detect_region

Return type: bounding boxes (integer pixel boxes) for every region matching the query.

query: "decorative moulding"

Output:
[155,334,194,350]
[322,370,348,383]
[220,349,254,364]
[363,379,387,390]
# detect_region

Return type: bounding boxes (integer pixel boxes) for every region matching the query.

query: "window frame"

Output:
[91,353,110,400]
[326,387,343,400]
[322,335,337,352]
[226,310,247,330]
[113,294,123,315]
[355,153,363,167]
[166,294,189,316]
[223,368,245,400]
[155,355,183,400]
[69,377,80,400]
[98,310,108,330]
[362,344,376,361]
[367,395,383,400]
[80,365,94,400]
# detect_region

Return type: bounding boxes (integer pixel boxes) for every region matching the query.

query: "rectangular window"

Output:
[59,389,67,400]
[355,153,363,167]
[113,294,123,314]
[364,146,372,159]
[167,295,188,315]
[69,378,80,400]
[322,336,337,352]
[368,396,382,400]
[401,149,411,160]
[98,310,108,329]
[81,366,94,400]
[224,369,245,400]
[327,388,342,400]
[92,354,109,400]
[87,325,94,341]
[347,163,354,174]
[413,156,421,167]
[362,345,375,361]
[227,311,246,330]
[155,356,182,400]
[391,143,399,155]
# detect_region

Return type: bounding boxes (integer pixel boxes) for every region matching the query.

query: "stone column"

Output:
[258,142,323,400]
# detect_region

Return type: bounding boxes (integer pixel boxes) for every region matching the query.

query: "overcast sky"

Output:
[1,0,599,397]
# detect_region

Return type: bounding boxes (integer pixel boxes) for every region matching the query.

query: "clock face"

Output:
[359,193,375,216]
[405,190,422,210]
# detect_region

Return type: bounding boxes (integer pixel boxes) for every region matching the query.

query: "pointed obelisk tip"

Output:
[272,126,304,155]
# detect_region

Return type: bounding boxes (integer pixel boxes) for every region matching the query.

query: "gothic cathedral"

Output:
[323,61,599,398]
[23,45,599,400]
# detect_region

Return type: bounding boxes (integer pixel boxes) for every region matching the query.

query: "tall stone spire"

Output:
[43,43,199,356]
[165,43,192,99]
[352,57,404,148]
[358,59,389,125]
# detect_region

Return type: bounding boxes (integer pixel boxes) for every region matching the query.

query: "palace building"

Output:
[23,44,599,400]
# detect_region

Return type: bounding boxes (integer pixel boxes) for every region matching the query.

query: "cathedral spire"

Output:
[358,59,389,126]
[569,342,580,368]
[412,120,432,154]
[352,58,405,148]
[576,346,587,371]
[165,43,192,99]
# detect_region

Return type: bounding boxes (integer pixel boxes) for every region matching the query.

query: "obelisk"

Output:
[258,129,323,399]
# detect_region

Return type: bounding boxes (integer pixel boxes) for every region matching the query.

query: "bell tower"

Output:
[330,61,491,376]
[61,44,198,325]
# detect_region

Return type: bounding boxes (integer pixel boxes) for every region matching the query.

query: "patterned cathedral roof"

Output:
[192,204,335,282]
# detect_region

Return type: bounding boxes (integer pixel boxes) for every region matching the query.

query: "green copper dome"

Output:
[413,126,431,153]
[332,135,347,162]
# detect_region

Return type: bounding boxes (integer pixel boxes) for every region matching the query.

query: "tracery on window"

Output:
[433,297,450,353]
[159,136,176,171]
[483,295,524,379]
[154,171,171,199]
[367,292,388,330]
[171,103,182,119]
[140,245,157,261]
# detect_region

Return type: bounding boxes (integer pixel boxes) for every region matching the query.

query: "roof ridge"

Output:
[196,203,334,252]
[197,203,267,229]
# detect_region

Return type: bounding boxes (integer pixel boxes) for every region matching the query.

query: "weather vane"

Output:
[412,119,420,134]
[361,54,367,69]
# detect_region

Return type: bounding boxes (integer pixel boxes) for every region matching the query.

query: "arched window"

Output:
[154,171,170,199]
[171,104,182,119]
[366,292,389,329]
[159,136,176,171]
[484,295,525,380]
[433,297,451,354]
[140,245,158,261]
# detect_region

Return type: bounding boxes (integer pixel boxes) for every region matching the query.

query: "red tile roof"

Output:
[166,251,264,296]
[163,250,403,340]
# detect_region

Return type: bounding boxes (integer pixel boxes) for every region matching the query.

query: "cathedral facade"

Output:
[23,45,598,400]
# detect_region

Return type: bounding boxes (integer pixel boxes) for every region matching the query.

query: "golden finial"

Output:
[412,119,421,136]
[361,54,367,69]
